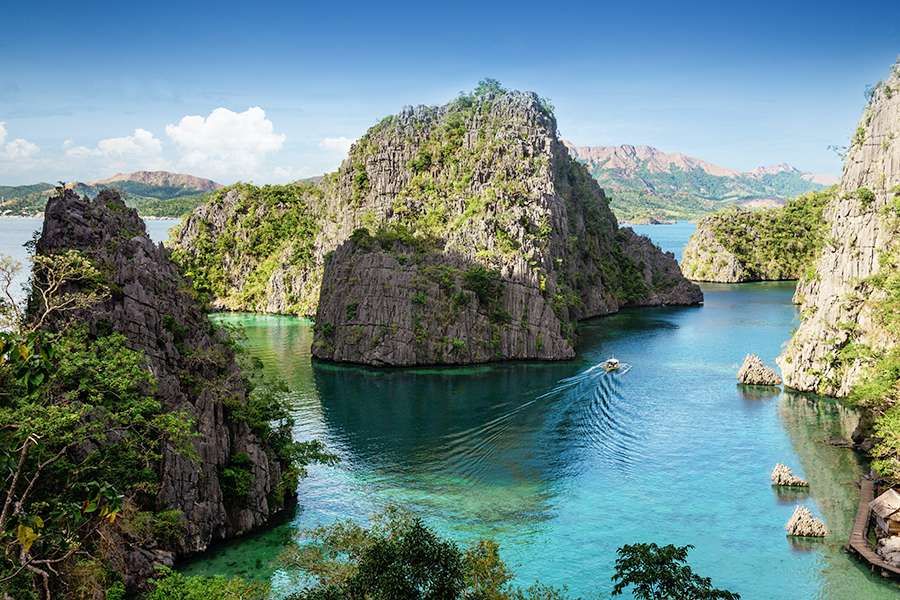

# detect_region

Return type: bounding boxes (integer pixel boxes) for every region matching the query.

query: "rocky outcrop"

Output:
[785,506,827,537]
[737,354,783,385]
[175,85,702,366]
[778,61,900,396]
[34,189,294,590]
[681,219,747,282]
[770,463,808,487]
[681,191,832,283]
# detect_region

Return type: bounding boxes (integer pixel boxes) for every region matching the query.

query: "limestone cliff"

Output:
[34,189,295,589]
[681,191,832,283]
[777,61,900,397]
[174,83,701,365]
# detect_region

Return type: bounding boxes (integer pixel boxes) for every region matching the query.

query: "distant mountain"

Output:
[91,170,221,192]
[0,171,221,218]
[563,143,837,222]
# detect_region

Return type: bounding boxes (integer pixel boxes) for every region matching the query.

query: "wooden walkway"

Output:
[846,477,900,578]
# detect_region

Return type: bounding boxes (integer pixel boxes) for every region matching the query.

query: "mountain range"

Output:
[0,148,837,222]
[0,171,221,218]
[564,143,837,222]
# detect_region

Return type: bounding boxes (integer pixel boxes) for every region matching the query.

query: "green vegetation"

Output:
[846,187,900,481]
[232,508,738,600]
[611,543,740,599]
[147,566,268,600]
[0,182,209,218]
[0,247,335,597]
[573,155,829,223]
[345,78,552,255]
[0,252,195,597]
[683,188,834,281]
[172,182,323,312]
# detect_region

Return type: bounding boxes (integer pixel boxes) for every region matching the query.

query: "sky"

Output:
[1,0,898,185]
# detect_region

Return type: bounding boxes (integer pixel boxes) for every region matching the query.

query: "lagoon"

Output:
[178,223,896,599]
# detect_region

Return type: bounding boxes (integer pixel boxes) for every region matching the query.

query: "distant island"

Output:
[0,170,221,218]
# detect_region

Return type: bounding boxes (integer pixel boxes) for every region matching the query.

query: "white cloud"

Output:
[66,128,162,160]
[319,136,355,154]
[0,122,40,161]
[165,107,285,179]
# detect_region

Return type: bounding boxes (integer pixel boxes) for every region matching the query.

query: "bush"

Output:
[147,566,268,600]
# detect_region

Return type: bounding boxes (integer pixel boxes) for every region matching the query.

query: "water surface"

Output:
[186,290,895,597]
[1,217,893,598]
[0,216,178,298]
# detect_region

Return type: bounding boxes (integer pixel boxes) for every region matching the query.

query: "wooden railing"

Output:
[846,477,900,578]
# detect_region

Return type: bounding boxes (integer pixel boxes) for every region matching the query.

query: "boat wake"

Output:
[432,359,640,482]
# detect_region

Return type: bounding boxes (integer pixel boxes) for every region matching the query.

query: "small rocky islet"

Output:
[172,84,702,366]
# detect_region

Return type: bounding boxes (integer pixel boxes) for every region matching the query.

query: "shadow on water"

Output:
[308,354,643,527]
[184,282,900,599]
[738,385,783,402]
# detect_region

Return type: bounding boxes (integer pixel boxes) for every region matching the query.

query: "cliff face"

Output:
[35,189,294,588]
[175,85,701,366]
[778,62,900,396]
[681,219,748,282]
[681,191,832,283]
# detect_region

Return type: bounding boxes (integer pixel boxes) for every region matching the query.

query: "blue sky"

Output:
[1,0,898,185]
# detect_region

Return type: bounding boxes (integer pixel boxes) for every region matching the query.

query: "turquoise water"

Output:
[2,217,895,598]
[179,222,899,599]
[631,220,696,262]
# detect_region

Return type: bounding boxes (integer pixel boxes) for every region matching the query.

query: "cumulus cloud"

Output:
[319,136,355,154]
[0,122,40,160]
[66,128,162,161]
[165,107,285,179]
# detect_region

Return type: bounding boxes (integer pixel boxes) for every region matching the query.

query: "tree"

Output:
[611,543,740,600]
[26,249,110,332]
[283,507,464,600]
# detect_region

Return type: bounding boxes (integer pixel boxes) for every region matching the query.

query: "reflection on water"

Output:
[183,283,900,599]
[778,393,900,597]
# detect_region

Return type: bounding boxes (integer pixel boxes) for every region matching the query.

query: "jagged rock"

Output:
[680,191,832,284]
[778,60,900,396]
[682,217,748,282]
[737,354,782,385]
[770,463,808,487]
[174,86,702,366]
[785,506,827,537]
[34,189,294,591]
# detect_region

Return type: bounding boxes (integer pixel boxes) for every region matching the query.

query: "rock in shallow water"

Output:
[737,353,782,385]
[785,506,827,537]
[770,463,808,487]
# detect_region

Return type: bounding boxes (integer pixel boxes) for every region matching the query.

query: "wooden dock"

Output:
[846,477,900,578]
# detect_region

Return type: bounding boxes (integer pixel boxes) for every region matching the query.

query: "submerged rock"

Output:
[770,463,809,487]
[737,354,782,385]
[785,506,827,537]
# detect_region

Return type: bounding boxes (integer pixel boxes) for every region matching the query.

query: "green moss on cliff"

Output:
[685,188,833,281]
[848,188,900,480]
[173,182,323,309]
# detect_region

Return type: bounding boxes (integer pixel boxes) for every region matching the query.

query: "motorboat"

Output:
[602,358,620,372]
